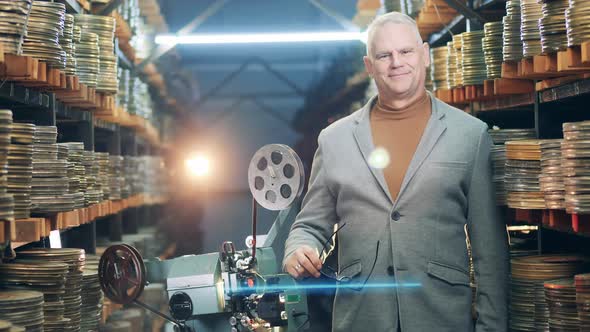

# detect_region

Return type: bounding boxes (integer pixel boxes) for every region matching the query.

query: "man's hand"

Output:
[284,245,323,279]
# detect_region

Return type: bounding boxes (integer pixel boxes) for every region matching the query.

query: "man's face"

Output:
[363,23,430,100]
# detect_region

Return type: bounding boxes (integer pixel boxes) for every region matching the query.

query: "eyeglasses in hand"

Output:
[318,223,380,289]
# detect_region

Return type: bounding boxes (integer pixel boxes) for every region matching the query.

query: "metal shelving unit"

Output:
[0,44,162,257]
[539,78,590,103]
[1,77,163,252]
[423,0,590,250]
[0,83,52,110]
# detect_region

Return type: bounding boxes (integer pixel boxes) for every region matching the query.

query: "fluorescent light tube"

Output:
[155,31,366,45]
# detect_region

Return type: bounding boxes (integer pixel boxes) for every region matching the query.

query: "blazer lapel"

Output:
[353,96,394,204]
[395,94,447,206]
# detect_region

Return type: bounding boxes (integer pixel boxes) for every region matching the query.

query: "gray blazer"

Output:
[285,93,509,332]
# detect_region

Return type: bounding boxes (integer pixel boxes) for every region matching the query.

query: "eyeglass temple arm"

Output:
[362,241,380,288]
[319,223,347,261]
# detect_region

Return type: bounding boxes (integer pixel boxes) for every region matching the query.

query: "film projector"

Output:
[98,144,311,332]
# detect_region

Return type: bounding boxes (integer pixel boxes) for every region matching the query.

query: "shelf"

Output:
[55,101,92,122]
[0,79,157,146]
[3,194,169,247]
[0,82,51,110]
[508,208,590,238]
[516,220,590,239]
[434,68,590,111]
[472,92,535,111]
[94,118,119,132]
[539,78,590,103]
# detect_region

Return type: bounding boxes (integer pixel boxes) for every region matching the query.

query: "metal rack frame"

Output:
[1,0,164,254]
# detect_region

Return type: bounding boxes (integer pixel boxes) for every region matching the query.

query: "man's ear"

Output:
[422,42,430,67]
[363,56,373,78]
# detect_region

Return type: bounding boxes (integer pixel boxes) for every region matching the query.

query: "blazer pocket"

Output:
[339,259,362,280]
[429,161,468,169]
[336,260,364,291]
[427,260,470,286]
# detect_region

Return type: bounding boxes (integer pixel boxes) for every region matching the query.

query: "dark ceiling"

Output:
[158,0,365,191]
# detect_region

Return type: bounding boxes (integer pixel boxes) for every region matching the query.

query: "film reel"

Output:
[248,144,304,210]
[98,244,146,305]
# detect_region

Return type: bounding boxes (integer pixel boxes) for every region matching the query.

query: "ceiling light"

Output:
[155,31,367,45]
[185,155,211,177]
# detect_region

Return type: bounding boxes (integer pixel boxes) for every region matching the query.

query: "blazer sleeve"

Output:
[283,131,338,269]
[468,126,510,332]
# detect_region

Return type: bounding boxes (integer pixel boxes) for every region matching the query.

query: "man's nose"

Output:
[390,52,403,67]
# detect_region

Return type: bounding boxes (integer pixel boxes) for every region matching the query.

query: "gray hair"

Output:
[365,12,423,58]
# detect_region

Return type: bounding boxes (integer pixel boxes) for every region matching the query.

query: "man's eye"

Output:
[401,49,414,55]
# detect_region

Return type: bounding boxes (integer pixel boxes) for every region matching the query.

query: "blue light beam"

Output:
[234,282,423,294]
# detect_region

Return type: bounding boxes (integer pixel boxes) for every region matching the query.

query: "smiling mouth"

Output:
[388,72,410,78]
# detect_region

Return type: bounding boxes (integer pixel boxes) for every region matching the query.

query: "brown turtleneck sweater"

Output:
[370,92,432,201]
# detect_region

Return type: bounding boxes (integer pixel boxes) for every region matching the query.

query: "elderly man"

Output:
[283,11,509,332]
